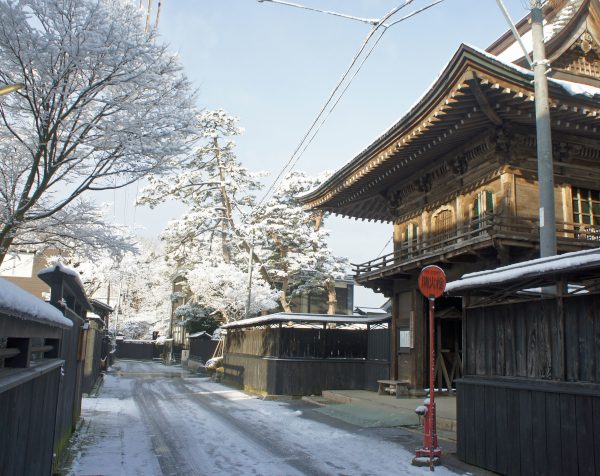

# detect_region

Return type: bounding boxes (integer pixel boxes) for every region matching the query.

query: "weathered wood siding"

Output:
[82,324,104,394]
[464,295,600,382]
[54,310,83,457]
[223,327,390,395]
[0,363,62,476]
[457,377,600,476]
[458,293,600,475]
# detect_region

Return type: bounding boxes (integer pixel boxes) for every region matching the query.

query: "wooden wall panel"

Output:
[457,378,600,476]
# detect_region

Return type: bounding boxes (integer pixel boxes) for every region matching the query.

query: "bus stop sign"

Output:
[418,265,446,299]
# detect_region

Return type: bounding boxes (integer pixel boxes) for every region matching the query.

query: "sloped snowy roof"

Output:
[0,277,72,328]
[221,312,390,329]
[188,331,212,338]
[495,0,585,63]
[38,262,84,288]
[446,248,600,294]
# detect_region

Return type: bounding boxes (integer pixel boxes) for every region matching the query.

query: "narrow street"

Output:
[66,360,463,476]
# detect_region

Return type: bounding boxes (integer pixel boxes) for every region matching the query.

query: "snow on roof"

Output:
[496,0,584,63]
[188,331,212,338]
[446,248,600,294]
[221,312,390,329]
[38,262,84,288]
[354,306,389,315]
[470,44,600,98]
[0,277,72,328]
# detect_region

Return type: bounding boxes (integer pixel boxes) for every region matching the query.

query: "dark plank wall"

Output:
[0,365,61,476]
[223,327,390,395]
[458,378,600,476]
[116,340,155,360]
[459,293,600,475]
[54,314,83,457]
[465,295,600,383]
[189,338,218,363]
[224,354,380,395]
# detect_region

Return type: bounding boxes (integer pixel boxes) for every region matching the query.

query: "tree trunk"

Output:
[0,228,16,267]
[279,268,292,313]
[326,280,337,315]
[215,137,234,264]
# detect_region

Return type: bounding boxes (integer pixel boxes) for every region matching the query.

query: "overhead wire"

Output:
[249,0,446,222]
[257,0,379,25]
[288,0,446,176]
[250,1,416,216]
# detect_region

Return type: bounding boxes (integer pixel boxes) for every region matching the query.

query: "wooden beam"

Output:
[467,78,503,126]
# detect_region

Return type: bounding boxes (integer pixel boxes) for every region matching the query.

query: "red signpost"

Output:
[414,265,446,471]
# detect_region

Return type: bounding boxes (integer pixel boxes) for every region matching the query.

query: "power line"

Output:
[289,0,446,176]
[251,0,446,218]
[377,237,393,258]
[257,0,379,25]
[252,1,414,213]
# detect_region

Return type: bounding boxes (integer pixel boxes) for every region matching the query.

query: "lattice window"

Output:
[573,187,600,225]
[402,223,419,248]
[433,209,454,242]
[573,187,600,241]
[473,191,494,228]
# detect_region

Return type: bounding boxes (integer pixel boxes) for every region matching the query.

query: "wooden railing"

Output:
[352,214,600,277]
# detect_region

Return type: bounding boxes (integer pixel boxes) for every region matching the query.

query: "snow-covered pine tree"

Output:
[138,110,263,270]
[252,171,349,314]
[139,110,278,322]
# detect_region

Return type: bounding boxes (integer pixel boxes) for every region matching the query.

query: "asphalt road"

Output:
[66,360,469,476]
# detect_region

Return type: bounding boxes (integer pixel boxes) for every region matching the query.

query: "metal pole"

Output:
[245,231,255,319]
[429,297,437,471]
[531,1,557,258]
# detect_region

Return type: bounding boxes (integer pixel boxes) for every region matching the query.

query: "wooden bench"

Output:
[377,379,411,398]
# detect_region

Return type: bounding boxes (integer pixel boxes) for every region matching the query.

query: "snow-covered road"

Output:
[68,361,462,476]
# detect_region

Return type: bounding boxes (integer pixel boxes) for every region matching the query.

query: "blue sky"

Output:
[123,0,530,306]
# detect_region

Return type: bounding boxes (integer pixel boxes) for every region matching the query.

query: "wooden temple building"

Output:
[301,0,600,392]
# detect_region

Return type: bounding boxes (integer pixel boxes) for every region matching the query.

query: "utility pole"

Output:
[245,231,255,320]
[531,0,557,258]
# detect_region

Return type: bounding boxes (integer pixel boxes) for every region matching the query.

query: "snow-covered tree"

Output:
[111,243,175,338]
[252,171,349,314]
[139,110,278,321]
[187,262,278,323]
[52,239,174,338]
[0,0,197,265]
[174,303,218,334]
[138,110,263,269]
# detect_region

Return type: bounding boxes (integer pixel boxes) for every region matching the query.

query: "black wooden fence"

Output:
[189,336,218,364]
[1,265,105,476]
[223,325,390,395]
[457,293,600,475]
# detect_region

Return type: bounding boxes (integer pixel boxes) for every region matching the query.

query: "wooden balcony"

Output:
[352,214,600,281]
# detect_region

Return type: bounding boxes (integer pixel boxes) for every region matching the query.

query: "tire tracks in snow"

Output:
[133,379,195,476]
[172,378,330,476]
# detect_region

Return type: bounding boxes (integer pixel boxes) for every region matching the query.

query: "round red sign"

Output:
[418,265,446,299]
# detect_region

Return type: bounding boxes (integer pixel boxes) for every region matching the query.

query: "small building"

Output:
[0,250,54,299]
